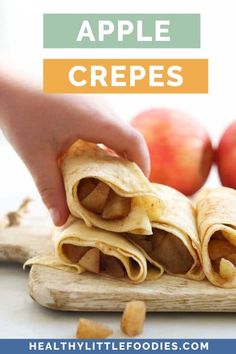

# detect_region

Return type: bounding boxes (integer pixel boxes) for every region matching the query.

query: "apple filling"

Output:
[208,231,236,279]
[77,178,131,220]
[133,229,194,274]
[62,244,126,278]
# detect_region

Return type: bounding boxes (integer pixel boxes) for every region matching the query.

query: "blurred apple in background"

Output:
[216,121,236,189]
[131,108,213,195]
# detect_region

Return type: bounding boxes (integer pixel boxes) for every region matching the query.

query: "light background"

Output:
[1,0,236,214]
[0,0,236,339]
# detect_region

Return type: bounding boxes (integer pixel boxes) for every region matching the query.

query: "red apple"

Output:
[216,121,236,188]
[131,108,213,195]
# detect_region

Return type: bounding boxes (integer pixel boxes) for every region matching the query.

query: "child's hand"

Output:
[0,80,150,226]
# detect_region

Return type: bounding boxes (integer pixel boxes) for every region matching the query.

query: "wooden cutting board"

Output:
[1,219,236,312]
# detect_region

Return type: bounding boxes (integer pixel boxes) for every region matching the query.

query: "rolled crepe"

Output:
[129,184,204,281]
[60,140,164,235]
[25,217,147,284]
[196,187,236,288]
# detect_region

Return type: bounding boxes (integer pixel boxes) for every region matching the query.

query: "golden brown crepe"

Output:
[25,217,147,284]
[24,140,206,284]
[129,184,204,281]
[196,187,236,288]
[60,140,164,235]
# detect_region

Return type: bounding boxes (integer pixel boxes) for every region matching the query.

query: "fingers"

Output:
[28,150,69,226]
[56,96,150,177]
[88,121,151,177]
[122,128,151,177]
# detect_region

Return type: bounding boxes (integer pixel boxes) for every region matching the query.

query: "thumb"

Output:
[28,150,69,226]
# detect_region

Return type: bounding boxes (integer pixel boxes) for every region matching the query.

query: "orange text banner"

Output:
[44,59,208,94]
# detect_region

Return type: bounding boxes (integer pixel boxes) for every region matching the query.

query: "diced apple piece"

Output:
[81,181,110,214]
[77,178,97,200]
[208,240,236,261]
[76,318,113,339]
[62,244,91,263]
[120,301,146,337]
[102,191,131,219]
[79,248,100,273]
[151,231,193,274]
[219,258,236,280]
[103,255,125,278]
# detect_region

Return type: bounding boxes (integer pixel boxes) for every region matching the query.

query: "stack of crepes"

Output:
[25,140,204,284]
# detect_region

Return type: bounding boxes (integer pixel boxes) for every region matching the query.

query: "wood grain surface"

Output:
[0,223,53,263]
[29,265,236,312]
[1,220,236,312]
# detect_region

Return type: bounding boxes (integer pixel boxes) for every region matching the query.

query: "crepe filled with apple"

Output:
[128,184,204,280]
[60,140,164,235]
[25,217,148,284]
[196,187,236,288]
